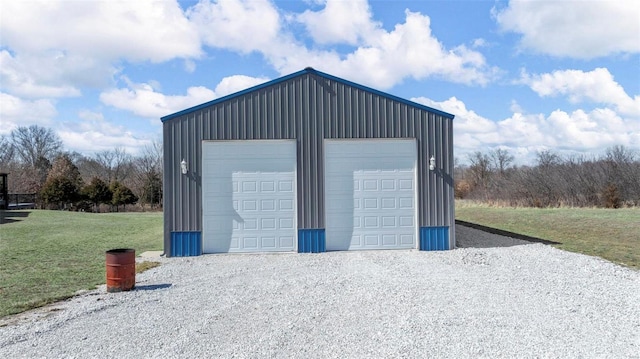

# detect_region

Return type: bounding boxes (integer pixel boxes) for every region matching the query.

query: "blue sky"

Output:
[1,0,638,164]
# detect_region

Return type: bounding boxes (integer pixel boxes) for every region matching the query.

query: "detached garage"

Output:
[162,68,455,256]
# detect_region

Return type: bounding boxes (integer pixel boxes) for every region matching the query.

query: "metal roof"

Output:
[161,67,455,122]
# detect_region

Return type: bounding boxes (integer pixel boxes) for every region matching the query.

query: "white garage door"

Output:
[202,141,297,253]
[325,139,417,251]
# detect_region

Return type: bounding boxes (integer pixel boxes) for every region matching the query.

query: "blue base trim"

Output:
[420,227,450,251]
[170,231,202,256]
[298,229,326,253]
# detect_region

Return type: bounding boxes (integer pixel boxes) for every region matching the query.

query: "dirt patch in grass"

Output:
[136,261,161,274]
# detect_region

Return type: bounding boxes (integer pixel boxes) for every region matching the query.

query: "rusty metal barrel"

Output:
[106,248,135,292]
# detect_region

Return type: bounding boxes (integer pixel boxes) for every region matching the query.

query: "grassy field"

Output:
[0,210,162,317]
[456,201,640,269]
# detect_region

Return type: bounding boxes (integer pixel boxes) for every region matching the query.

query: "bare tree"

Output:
[490,148,514,174]
[456,146,640,207]
[77,157,105,183]
[468,151,492,188]
[130,141,163,209]
[606,145,636,164]
[10,125,62,167]
[94,147,134,184]
[141,141,163,174]
[604,145,640,206]
[63,151,86,166]
[536,149,561,168]
[0,135,15,169]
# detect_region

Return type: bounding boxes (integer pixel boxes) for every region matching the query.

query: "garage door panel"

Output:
[348,236,361,247]
[381,198,396,209]
[243,218,258,230]
[325,139,417,251]
[381,180,396,190]
[382,234,397,246]
[260,199,275,211]
[279,199,295,211]
[202,141,297,253]
[398,179,414,190]
[398,197,414,208]
[204,161,294,175]
[260,181,276,192]
[399,216,414,227]
[261,237,276,248]
[279,218,295,229]
[242,237,258,249]
[381,216,396,227]
[400,234,414,245]
[327,216,356,229]
[279,236,295,248]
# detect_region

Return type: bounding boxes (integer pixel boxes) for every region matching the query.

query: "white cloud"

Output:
[0,100,154,155]
[323,10,497,87]
[296,0,380,45]
[522,68,640,117]
[100,83,215,119]
[1,0,498,100]
[0,93,57,135]
[0,0,201,97]
[413,97,497,135]
[412,96,640,163]
[57,110,156,155]
[315,11,498,88]
[99,74,269,118]
[493,0,640,58]
[188,1,498,88]
[187,0,281,54]
[77,110,106,122]
[213,75,269,97]
[184,59,197,74]
[509,100,523,113]
[59,130,150,155]
[0,50,85,98]
[472,38,487,49]
[1,0,200,62]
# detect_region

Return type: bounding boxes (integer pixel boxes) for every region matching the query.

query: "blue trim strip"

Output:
[420,226,450,251]
[161,68,454,122]
[170,231,202,257]
[298,229,326,253]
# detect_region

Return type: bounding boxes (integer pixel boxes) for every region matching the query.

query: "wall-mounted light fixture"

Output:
[429,156,436,171]
[180,159,188,175]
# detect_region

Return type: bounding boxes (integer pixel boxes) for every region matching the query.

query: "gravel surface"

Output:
[1,227,639,358]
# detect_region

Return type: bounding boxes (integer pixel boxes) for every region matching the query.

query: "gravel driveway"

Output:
[1,225,639,358]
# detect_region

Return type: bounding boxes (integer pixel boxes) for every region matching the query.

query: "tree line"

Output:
[456,146,640,208]
[0,125,162,211]
[2,125,638,211]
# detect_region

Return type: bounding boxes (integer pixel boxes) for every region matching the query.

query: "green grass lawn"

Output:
[456,201,640,269]
[0,210,162,317]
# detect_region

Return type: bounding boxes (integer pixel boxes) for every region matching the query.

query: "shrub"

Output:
[602,183,621,209]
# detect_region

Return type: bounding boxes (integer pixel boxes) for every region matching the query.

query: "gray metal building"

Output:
[162,68,455,256]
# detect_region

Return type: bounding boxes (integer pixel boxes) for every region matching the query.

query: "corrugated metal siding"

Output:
[163,71,456,254]
[420,226,450,251]
[170,232,202,256]
[298,229,326,253]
